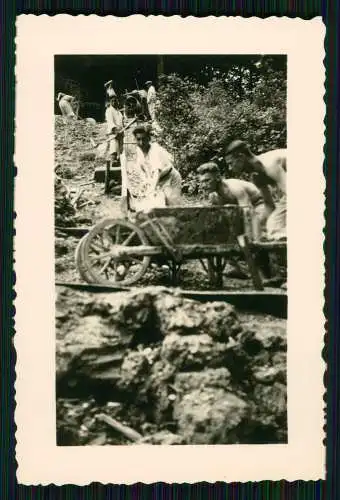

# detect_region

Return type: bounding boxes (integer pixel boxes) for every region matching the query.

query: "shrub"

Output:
[156,66,286,182]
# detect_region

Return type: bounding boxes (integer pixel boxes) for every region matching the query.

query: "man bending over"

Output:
[225,139,286,194]
[225,140,286,240]
[120,123,182,214]
[197,161,275,279]
[197,162,271,241]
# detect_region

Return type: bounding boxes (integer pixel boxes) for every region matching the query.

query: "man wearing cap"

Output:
[56,92,77,121]
[226,140,286,194]
[225,140,287,241]
[145,80,157,122]
[105,97,124,162]
[104,80,116,104]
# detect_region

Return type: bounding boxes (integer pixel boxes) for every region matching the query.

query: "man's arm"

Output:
[120,155,129,216]
[156,146,174,181]
[208,192,223,205]
[251,173,276,210]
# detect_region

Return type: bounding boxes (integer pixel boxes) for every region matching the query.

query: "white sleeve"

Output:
[120,154,128,197]
[105,107,114,133]
[159,146,173,171]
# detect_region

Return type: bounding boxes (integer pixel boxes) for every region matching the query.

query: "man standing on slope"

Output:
[104,80,117,104]
[145,80,157,122]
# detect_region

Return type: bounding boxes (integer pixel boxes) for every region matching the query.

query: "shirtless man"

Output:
[225,139,286,194]
[197,162,272,240]
[225,140,286,240]
[197,161,275,279]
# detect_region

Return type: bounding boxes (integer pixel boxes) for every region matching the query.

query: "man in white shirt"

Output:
[104,80,117,105]
[56,92,77,121]
[145,81,157,122]
[120,123,182,214]
[105,97,124,161]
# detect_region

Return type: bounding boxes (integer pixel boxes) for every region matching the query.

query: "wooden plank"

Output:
[90,244,241,259]
[96,414,143,442]
[56,281,129,292]
[144,205,242,216]
[55,281,287,318]
[55,226,91,236]
[180,289,287,318]
[250,241,287,250]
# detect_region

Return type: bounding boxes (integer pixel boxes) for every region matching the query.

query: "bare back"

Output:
[256,149,287,194]
[223,178,263,207]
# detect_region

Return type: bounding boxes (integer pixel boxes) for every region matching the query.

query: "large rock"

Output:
[160,333,231,372]
[173,388,248,444]
[154,293,242,341]
[251,382,287,428]
[56,286,244,390]
[174,368,232,393]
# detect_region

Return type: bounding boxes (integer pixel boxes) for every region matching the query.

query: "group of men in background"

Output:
[56,78,286,245]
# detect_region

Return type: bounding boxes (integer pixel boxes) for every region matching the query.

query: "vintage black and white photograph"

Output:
[55,54,288,446]
[15,15,325,483]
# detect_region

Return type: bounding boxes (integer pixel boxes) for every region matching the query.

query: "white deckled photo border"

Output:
[14,15,325,485]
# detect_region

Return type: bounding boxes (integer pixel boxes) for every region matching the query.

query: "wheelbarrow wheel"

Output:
[81,218,151,286]
[75,232,97,284]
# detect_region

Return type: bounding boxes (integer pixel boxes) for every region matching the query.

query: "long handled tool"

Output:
[102,117,137,195]
[91,117,137,150]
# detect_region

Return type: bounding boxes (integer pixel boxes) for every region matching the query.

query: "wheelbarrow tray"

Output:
[136,205,250,246]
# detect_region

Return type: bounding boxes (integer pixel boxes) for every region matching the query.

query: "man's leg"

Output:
[254,202,273,240]
[266,196,287,240]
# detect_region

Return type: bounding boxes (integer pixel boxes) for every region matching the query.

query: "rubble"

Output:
[54,117,287,446]
[56,286,287,445]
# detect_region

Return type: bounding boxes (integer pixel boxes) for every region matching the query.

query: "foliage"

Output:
[156,61,286,183]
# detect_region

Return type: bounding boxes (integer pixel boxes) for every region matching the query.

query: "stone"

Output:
[173,388,248,444]
[160,333,230,371]
[155,293,242,341]
[251,382,287,430]
[253,364,286,385]
[174,368,232,394]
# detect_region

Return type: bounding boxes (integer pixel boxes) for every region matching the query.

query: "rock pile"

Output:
[54,178,77,228]
[56,286,287,445]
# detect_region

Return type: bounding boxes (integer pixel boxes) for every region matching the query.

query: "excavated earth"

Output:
[55,116,287,445]
[56,286,287,445]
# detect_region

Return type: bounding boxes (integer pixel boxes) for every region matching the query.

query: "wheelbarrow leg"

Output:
[170,260,182,286]
[104,160,112,194]
[207,256,224,288]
